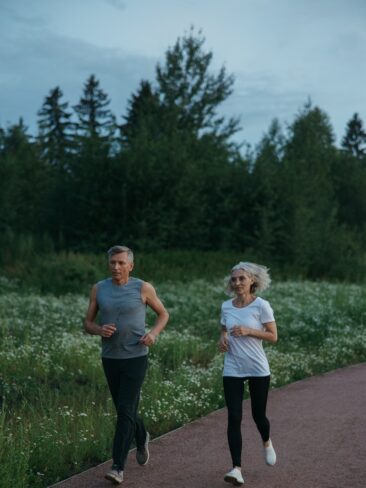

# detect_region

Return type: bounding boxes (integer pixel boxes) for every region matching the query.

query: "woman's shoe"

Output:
[224,467,244,485]
[264,439,276,466]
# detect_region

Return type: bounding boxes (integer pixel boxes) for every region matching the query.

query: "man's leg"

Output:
[113,355,148,470]
[135,408,147,447]
[102,357,121,410]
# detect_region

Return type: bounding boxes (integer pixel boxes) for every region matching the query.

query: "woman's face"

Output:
[230,269,254,296]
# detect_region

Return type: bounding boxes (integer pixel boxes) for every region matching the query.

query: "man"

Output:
[85,245,169,485]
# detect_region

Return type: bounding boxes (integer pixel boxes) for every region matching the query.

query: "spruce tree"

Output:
[120,80,162,145]
[250,119,284,259]
[341,113,366,158]
[0,120,49,236]
[37,86,73,168]
[280,103,339,276]
[74,74,116,141]
[63,76,117,249]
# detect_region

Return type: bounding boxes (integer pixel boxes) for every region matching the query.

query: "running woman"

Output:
[218,262,278,486]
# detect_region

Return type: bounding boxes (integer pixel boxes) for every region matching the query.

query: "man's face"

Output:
[109,252,133,283]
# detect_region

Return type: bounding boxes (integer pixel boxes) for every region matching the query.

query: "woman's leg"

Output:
[223,376,245,467]
[248,376,270,442]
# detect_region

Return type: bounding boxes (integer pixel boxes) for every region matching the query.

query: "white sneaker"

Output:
[224,467,244,486]
[264,439,276,466]
[105,467,124,484]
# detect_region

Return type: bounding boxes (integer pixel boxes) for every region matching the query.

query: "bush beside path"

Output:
[51,363,366,488]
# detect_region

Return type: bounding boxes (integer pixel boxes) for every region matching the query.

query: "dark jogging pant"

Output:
[102,355,148,470]
[223,375,270,468]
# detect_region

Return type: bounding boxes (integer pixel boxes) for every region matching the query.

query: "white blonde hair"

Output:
[225,261,271,295]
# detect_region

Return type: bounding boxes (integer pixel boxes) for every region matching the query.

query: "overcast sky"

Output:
[0,0,365,148]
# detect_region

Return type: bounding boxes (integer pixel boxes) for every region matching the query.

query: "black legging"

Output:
[223,375,270,467]
[102,355,148,470]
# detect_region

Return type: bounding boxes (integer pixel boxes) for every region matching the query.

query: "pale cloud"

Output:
[0,0,365,146]
[104,0,126,10]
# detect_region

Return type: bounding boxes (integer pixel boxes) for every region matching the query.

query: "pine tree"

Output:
[115,29,242,249]
[250,119,284,259]
[156,27,240,140]
[120,80,163,147]
[0,120,50,235]
[279,103,339,276]
[74,74,116,141]
[341,113,366,158]
[37,86,73,168]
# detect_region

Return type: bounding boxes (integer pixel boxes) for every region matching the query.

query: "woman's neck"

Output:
[233,293,255,306]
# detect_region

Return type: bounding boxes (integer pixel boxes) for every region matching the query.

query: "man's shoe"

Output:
[264,439,276,466]
[224,467,244,486]
[105,467,123,484]
[136,431,150,465]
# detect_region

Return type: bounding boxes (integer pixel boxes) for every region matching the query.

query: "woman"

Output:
[218,262,277,486]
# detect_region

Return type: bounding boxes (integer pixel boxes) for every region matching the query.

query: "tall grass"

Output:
[0,276,365,487]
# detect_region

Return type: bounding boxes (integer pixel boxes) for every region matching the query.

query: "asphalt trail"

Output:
[51,363,366,488]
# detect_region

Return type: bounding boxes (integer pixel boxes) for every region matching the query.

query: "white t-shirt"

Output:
[220,297,275,377]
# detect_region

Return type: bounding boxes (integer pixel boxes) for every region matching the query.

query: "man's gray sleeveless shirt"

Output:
[96,277,148,359]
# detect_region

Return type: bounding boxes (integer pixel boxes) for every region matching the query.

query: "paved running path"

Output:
[51,363,366,488]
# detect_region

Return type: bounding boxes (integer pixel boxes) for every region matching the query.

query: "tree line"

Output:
[1,30,366,280]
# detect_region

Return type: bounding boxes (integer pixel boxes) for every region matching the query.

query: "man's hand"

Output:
[100,323,117,338]
[139,331,156,346]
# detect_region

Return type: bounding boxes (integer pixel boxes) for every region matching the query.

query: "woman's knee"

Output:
[228,408,242,427]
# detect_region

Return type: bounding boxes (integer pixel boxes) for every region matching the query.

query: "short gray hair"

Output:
[225,261,271,295]
[107,245,134,263]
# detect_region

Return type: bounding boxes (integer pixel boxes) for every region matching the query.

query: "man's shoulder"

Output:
[129,276,144,284]
[95,278,112,289]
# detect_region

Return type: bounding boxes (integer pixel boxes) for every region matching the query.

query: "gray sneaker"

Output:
[136,431,150,465]
[105,467,123,484]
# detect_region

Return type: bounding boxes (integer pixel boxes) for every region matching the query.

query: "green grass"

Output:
[0,277,366,487]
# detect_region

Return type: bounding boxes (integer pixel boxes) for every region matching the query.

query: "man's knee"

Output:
[117,402,137,422]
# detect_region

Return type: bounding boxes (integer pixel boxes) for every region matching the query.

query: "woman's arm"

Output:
[218,325,229,352]
[231,321,278,343]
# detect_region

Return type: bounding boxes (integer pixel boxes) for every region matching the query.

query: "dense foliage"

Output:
[1,30,366,280]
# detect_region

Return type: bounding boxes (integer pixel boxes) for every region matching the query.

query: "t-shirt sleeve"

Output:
[220,304,226,326]
[260,300,275,323]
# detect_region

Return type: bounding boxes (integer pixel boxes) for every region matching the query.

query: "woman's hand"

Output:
[231,325,250,337]
[218,335,229,352]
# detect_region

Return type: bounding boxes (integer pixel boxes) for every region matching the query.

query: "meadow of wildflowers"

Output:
[0,276,365,487]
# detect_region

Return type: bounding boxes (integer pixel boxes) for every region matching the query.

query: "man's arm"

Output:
[139,282,169,346]
[84,284,116,338]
